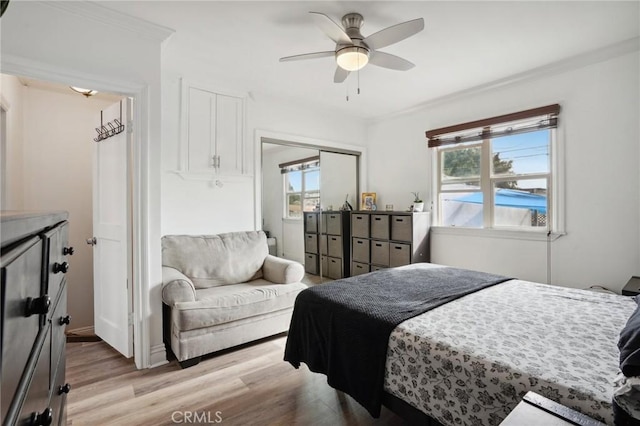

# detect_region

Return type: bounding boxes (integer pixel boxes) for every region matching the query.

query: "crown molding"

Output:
[372,36,640,123]
[37,1,174,44]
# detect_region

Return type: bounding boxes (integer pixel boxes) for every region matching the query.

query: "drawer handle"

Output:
[375,243,382,247]
[58,383,72,395]
[395,218,404,222]
[59,315,72,326]
[357,241,363,244]
[29,407,53,426]
[394,246,403,250]
[331,238,337,241]
[53,262,69,274]
[63,246,75,256]
[25,296,51,317]
[374,217,381,221]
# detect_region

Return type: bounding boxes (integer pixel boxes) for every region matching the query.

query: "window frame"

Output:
[283,166,320,220]
[430,107,564,239]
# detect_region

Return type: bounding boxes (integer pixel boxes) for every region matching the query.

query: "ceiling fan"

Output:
[280,12,424,83]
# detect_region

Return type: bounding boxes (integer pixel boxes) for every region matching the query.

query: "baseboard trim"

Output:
[149,343,168,368]
[66,326,101,342]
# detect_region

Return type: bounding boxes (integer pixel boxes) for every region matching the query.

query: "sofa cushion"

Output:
[172,279,307,331]
[162,231,268,288]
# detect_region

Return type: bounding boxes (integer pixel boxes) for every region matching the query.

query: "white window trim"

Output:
[431,124,565,239]
[282,166,320,220]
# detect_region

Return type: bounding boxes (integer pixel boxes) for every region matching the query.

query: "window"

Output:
[428,104,560,231]
[280,156,320,219]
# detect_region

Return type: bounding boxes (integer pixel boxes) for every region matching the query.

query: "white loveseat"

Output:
[161,231,306,367]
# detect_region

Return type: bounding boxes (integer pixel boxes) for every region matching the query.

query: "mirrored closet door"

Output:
[260,140,359,282]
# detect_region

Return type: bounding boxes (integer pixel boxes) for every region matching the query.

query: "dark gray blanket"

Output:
[284,265,511,417]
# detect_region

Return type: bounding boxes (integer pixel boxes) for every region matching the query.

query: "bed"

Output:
[284,263,640,425]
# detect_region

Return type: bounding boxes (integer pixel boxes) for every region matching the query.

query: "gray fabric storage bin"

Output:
[351,214,370,238]
[327,235,343,258]
[351,262,370,276]
[370,240,389,266]
[325,213,342,235]
[305,233,318,254]
[352,238,370,263]
[391,215,412,242]
[370,215,389,240]
[389,243,411,267]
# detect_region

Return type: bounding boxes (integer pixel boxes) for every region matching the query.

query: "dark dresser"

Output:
[1,211,72,426]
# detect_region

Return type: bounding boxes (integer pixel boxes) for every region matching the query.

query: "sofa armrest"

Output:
[262,255,305,284]
[162,266,197,305]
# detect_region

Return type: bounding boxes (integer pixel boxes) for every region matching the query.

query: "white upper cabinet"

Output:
[180,81,246,177]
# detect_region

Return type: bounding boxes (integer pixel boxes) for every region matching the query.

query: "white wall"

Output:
[1,2,168,366]
[160,70,367,236]
[20,86,116,330]
[367,51,640,292]
[0,74,25,210]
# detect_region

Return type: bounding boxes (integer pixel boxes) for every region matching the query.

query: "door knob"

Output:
[86,237,97,246]
[63,246,74,255]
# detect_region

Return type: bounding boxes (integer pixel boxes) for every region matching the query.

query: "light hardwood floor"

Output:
[66,335,404,425]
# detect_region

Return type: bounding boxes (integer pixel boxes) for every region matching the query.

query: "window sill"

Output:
[430,226,564,241]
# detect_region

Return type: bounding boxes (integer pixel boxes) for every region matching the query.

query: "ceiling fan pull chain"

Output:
[357,66,361,95]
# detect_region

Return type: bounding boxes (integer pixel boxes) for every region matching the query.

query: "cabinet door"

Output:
[187,87,215,172]
[215,94,243,175]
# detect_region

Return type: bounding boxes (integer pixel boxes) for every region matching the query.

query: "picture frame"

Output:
[361,192,377,211]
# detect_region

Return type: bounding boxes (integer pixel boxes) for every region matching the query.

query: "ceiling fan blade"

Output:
[280,51,335,62]
[363,18,424,50]
[369,51,415,71]
[310,12,352,45]
[334,66,350,83]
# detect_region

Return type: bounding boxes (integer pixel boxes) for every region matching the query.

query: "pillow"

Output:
[619,295,640,377]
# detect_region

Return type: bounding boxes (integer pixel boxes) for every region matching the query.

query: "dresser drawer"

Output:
[370,215,389,240]
[1,237,46,421]
[304,253,318,275]
[351,214,369,238]
[44,222,70,302]
[15,325,51,426]
[370,241,389,266]
[327,235,343,258]
[389,243,411,267]
[304,213,318,233]
[327,257,343,279]
[351,262,370,276]
[304,233,318,254]
[351,238,370,263]
[325,213,342,235]
[50,281,69,388]
[50,344,69,426]
[391,216,412,242]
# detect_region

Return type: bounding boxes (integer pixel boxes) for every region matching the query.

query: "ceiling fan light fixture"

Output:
[336,46,369,71]
[70,86,98,98]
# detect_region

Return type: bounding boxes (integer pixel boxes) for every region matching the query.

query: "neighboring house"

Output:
[1,1,638,369]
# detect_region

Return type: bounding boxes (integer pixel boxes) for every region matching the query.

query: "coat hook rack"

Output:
[94,100,125,142]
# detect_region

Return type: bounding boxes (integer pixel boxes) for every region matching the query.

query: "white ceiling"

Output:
[103,1,639,120]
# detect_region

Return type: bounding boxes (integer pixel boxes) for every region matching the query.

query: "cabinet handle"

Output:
[376,243,382,247]
[357,241,363,244]
[63,246,75,256]
[331,238,337,241]
[29,407,53,426]
[25,296,51,317]
[394,246,403,250]
[395,218,403,222]
[53,262,69,274]
[58,383,71,395]
[375,217,381,221]
[59,315,72,326]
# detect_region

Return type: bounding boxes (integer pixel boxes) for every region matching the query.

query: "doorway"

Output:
[0,73,135,356]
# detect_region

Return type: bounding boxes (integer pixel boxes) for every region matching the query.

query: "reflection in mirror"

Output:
[319,151,358,212]
[261,142,319,267]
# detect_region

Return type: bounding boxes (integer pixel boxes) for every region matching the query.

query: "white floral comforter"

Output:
[383,276,637,426]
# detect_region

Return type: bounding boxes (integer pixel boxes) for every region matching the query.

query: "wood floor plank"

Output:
[66,336,404,425]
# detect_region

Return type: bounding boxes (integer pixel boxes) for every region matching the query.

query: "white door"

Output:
[92,99,133,357]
